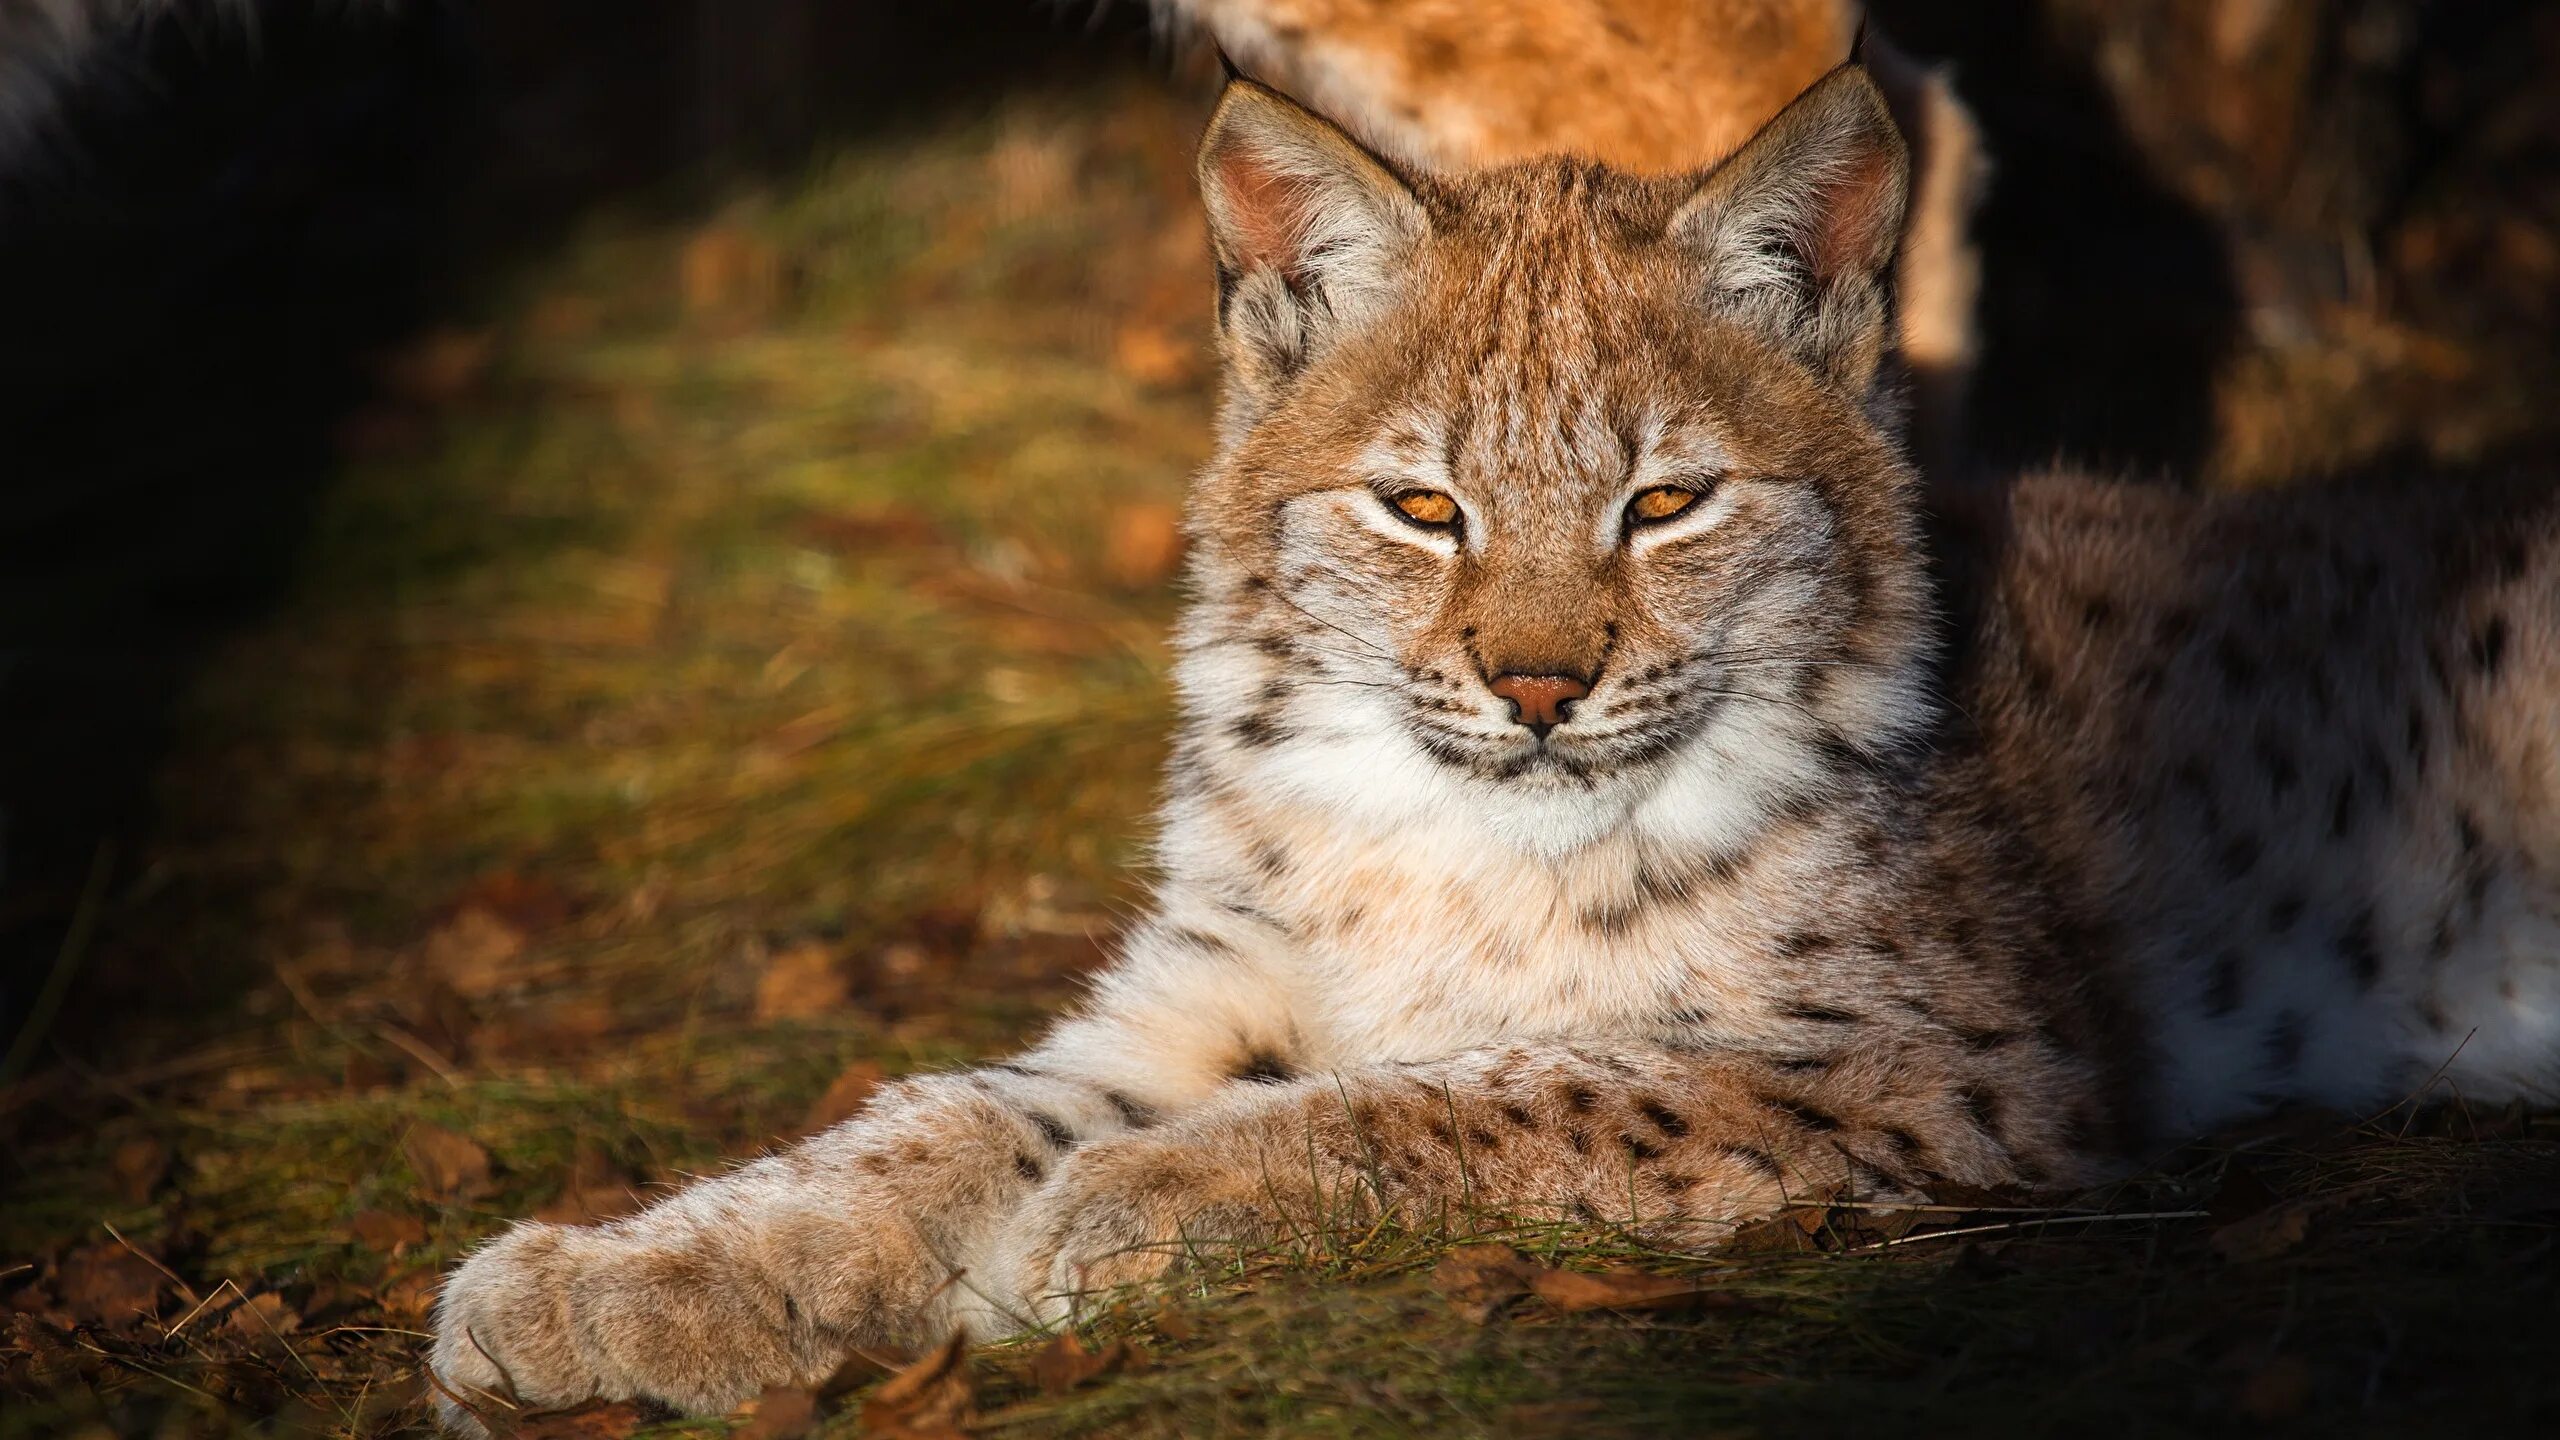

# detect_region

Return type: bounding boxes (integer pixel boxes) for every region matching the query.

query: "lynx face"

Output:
[1179,71,1941,853]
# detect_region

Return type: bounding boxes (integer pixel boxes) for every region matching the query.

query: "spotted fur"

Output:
[429,68,2560,1431]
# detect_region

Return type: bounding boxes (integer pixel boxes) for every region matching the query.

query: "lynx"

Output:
[429,67,2560,1430]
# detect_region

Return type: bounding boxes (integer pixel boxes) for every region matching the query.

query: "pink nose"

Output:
[1487,673,1591,734]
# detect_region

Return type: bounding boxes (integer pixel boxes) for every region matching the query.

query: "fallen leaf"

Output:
[421,906,529,999]
[860,1330,975,1439]
[1102,502,1185,589]
[4,1314,82,1385]
[734,1385,820,1439]
[225,1291,304,1344]
[1027,1331,1137,1394]
[1727,1211,1824,1254]
[350,1209,429,1255]
[1526,1265,1751,1314]
[816,1348,899,1398]
[1837,1207,1923,1244]
[755,941,853,1021]
[512,1400,656,1439]
[107,1136,173,1204]
[404,1123,494,1203]
[801,1060,886,1134]
[379,1266,442,1322]
[56,1245,168,1328]
[2211,1204,2310,1262]
[1432,1244,1532,1323]
[452,871,575,934]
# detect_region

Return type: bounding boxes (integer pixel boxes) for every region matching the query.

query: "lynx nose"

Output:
[1487,673,1591,738]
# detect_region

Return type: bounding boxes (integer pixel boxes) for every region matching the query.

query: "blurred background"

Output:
[2,2,2557,1434]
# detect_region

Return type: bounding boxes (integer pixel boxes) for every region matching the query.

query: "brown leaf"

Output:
[421,906,529,1000]
[378,1266,442,1322]
[1027,1331,1137,1395]
[1836,1208,1923,1245]
[404,1123,494,1203]
[1526,1265,1747,1314]
[450,871,575,934]
[802,1061,886,1135]
[815,1348,899,1398]
[734,1385,820,1440]
[1727,1211,1824,1255]
[5,1314,82,1385]
[2211,1204,2311,1262]
[755,941,853,1021]
[1432,1244,1532,1323]
[512,1400,656,1439]
[107,1136,173,1205]
[56,1244,168,1328]
[859,1330,975,1438]
[350,1208,429,1256]
[1102,502,1185,589]
[225,1291,304,1344]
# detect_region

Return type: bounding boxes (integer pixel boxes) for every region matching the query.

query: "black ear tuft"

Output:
[1195,80,1426,414]
[1670,66,1911,397]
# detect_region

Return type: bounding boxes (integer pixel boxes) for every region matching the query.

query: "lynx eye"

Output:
[1626,485,1704,527]
[1389,490,1462,529]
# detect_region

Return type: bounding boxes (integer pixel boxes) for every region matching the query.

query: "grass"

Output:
[5,73,2558,1440]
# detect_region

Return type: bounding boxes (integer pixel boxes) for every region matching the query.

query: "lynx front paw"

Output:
[1007,1138,1279,1325]
[429,1220,807,1434]
[429,1223,608,1436]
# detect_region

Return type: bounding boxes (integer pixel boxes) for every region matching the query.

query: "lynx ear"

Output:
[1671,66,1911,398]
[1197,79,1426,405]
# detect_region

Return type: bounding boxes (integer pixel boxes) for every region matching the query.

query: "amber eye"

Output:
[1626,485,1703,527]
[1390,490,1462,529]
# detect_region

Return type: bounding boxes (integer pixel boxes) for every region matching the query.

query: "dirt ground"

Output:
[6,31,2560,1440]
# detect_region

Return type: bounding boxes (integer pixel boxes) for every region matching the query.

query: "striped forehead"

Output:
[1364,393,1637,501]
[1407,166,1668,493]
